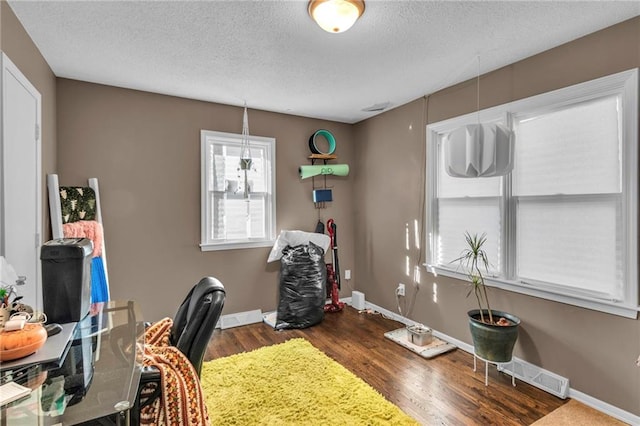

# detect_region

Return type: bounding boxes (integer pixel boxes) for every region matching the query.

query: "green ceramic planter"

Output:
[468,309,520,363]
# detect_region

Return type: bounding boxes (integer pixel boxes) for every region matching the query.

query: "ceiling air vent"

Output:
[362,102,391,112]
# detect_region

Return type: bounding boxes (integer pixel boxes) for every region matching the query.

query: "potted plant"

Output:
[452,232,520,363]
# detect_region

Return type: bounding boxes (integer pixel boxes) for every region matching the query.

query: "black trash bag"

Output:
[275,242,326,330]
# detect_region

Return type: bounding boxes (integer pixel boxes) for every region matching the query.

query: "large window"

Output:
[201,130,276,251]
[426,69,638,318]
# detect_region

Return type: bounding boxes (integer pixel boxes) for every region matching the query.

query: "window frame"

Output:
[200,130,277,251]
[425,68,638,318]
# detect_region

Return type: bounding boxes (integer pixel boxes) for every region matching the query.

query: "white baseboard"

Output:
[218,309,263,329]
[348,298,640,425]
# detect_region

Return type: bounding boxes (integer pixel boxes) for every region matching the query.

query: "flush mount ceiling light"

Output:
[308,0,365,33]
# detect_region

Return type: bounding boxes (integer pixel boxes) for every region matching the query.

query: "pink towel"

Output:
[62,220,103,257]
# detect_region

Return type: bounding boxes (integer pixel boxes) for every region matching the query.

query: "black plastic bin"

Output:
[41,238,93,324]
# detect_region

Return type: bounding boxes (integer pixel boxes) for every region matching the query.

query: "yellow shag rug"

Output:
[201,338,419,425]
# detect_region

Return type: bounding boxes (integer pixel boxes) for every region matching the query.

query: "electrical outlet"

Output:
[397,283,405,297]
[345,269,351,280]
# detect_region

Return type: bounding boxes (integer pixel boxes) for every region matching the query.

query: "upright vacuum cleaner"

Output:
[324,219,344,313]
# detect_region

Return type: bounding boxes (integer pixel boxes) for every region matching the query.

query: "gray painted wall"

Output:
[5,1,640,415]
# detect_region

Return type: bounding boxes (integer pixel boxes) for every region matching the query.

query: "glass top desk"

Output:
[1,301,144,425]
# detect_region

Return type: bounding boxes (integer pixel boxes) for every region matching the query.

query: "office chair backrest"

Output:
[170,276,225,376]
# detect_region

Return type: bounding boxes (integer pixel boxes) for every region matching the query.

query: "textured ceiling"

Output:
[7,1,640,123]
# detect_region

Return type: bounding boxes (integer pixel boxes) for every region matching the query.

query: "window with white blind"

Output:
[200,130,276,251]
[426,69,638,318]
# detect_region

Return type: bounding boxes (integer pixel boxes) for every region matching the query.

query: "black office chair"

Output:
[167,276,226,376]
[133,276,226,424]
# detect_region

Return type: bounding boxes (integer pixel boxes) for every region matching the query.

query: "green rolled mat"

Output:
[299,164,350,179]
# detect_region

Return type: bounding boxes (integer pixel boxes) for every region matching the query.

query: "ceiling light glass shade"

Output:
[308,0,365,33]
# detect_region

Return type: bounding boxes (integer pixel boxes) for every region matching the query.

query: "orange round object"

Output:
[0,323,47,361]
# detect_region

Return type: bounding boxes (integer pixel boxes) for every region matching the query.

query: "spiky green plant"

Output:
[451,232,494,324]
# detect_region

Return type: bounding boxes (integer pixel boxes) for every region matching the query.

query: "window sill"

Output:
[425,264,639,319]
[201,240,275,252]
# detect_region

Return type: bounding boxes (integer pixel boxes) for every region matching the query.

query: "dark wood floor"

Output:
[205,306,566,425]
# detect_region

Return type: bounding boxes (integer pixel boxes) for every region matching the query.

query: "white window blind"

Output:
[513,96,623,300]
[426,68,638,318]
[201,130,276,251]
[437,140,502,273]
[516,198,622,298]
[437,198,502,274]
[513,96,621,197]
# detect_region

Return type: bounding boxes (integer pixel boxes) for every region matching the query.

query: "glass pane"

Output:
[517,197,623,299]
[208,139,270,242]
[216,144,268,196]
[437,198,501,274]
[212,195,226,240]
[437,138,501,198]
[224,198,250,239]
[249,147,267,193]
[514,96,621,196]
[210,144,226,192]
[212,195,266,240]
[248,196,266,237]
